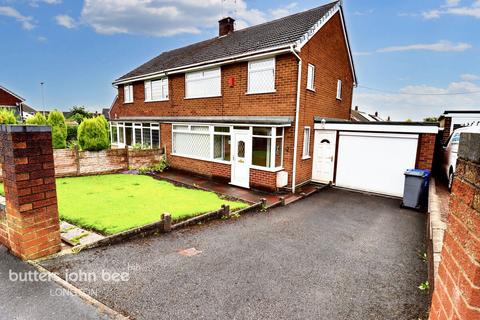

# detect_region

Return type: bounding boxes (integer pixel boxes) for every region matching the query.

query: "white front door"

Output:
[231,131,251,188]
[312,130,337,183]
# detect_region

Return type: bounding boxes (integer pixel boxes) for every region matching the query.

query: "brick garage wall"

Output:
[429,133,480,320]
[0,125,61,260]
[416,133,436,171]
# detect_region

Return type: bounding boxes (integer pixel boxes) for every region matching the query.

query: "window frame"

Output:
[307,64,315,91]
[336,79,342,100]
[124,84,134,104]
[185,67,222,99]
[247,57,276,95]
[302,126,311,159]
[144,78,169,102]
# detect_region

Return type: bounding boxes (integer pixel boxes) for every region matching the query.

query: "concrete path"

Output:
[40,188,428,320]
[0,246,112,320]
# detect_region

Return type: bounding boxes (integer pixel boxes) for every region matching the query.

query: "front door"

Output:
[312,130,337,183]
[231,131,251,188]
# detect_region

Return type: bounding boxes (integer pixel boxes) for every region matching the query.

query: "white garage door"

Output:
[335,132,419,197]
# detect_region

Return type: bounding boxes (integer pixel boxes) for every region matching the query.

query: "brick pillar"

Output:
[416,133,436,171]
[442,117,452,145]
[429,132,480,320]
[0,125,61,260]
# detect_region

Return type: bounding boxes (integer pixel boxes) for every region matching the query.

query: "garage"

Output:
[312,120,438,197]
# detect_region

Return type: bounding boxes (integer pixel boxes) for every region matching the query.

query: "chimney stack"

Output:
[219,17,235,37]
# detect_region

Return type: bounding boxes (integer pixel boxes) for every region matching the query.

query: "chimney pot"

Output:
[355,106,359,111]
[219,17,235,37]
[375,111,378,116]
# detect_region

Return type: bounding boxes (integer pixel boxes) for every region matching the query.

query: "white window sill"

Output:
[184,95,222,100]
[336,98,342,101]
[307,88,315,92]
[250,165,284,172]
[302,155,311,160]
[145,99,169,103]
[246,90,276,95]
[123,102,133,104]
[171,153,230,165]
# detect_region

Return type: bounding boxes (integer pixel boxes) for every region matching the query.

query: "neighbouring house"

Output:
[108,1,437,195]
[439,110,480,144]
[350,106,388,122]
[0,85,36,120]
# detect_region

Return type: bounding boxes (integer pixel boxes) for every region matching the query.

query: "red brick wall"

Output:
[429,134,480,319]
[295,12,355,185]
[416,133,436,171]
[0,88,22,106]
[110,53,298,119]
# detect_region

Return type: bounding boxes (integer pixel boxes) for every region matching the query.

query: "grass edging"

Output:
[74,201,263,253]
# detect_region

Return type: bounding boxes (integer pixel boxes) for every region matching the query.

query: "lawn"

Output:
[1,174,247,235]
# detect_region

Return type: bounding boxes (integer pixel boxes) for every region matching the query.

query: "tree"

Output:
[0,108,17,124]
[423,117,438,123]
[47,110,67,149]
[26,112,48,125]
[77,116,110,151]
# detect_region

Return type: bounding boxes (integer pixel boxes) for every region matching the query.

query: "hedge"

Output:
[47,110,67,149]
[0,109,17,124]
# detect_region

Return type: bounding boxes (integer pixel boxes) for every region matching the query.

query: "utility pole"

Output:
[40,82,46,115]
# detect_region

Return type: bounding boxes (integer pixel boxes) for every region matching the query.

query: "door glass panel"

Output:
[237,141,245,158]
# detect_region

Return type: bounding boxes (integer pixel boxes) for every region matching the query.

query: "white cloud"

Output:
[37,36,48,42]
[30,0,62,7]
[55,14,77,29]
[0,6,35,30]
[378,40,472,53]
[269,2,298,20]
[354,80,480,121]
[423,0,480,19]
[461,74,480,81]
[353,9,374,16]
[80,0,293,37]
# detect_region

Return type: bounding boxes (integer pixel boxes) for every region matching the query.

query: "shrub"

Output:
[47,110,67,149]
[77,116,110,151]
[69,113,85,124]
[0,108,17,124]
[137,158,168,175]
[67,124,78,142]
[26,112,48,125]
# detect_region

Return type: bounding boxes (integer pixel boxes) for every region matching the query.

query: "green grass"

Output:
[1,174,247,235]
[0,183,3,196]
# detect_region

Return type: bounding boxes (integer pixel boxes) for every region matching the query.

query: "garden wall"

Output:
[0,147,164,180]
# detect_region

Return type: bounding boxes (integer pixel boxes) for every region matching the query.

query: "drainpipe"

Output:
[290,45,302,194]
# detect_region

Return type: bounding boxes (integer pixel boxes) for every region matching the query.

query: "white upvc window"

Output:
[302,127,311,159]
[185,68,221,99]
[110,122,160,148]
[124,84,133,103]
[307,64,315,91]
[247,57,275,94]
[145,78,168,101]
[336,80,342,100]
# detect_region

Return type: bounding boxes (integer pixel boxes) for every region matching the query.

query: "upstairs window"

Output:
[185,68,221,99]
[145,78,168,101]
[307,64,315,91]
[248,58,275,94]
[124,84,133,103]
[336,80,342,100]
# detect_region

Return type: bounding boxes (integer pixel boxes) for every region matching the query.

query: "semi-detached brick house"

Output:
[109,1,356,192]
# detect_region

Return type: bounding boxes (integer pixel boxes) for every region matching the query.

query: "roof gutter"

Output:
[290,44,302,194]
[112,45,292,86]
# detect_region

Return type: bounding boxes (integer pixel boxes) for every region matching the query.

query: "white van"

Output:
[443,125,480,190]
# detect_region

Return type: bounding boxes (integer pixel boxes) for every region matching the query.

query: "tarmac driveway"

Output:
[41,188,428,319]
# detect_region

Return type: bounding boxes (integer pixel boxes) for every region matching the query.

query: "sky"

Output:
[0,0,479,121]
